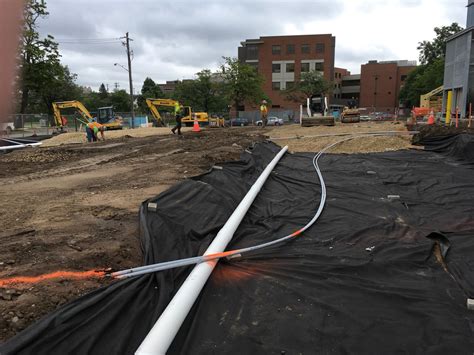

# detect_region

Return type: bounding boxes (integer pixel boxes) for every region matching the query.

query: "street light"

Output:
[114,63,128,72]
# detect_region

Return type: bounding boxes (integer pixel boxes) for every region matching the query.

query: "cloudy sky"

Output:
[39,0,467,92]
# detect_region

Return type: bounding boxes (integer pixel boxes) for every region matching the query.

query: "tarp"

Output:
[2,139,474,354]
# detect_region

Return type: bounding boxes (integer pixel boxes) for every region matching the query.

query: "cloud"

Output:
[37,0,467,90]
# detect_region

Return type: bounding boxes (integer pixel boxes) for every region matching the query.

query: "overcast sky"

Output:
[39,0,467,92]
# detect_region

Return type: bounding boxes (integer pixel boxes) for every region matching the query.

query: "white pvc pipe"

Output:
[135,145,289,355]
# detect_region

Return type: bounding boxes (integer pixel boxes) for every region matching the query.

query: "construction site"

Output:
[1,1,474,354]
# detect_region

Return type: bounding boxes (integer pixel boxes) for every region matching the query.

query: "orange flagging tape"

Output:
[0,270,106,287]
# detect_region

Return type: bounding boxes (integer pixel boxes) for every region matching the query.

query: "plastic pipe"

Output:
[135,145,288,355]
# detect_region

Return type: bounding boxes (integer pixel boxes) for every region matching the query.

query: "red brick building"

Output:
[360,60,416,113]
[238,34,336,111]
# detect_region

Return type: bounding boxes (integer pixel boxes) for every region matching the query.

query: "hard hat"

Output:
[262,100,267,104]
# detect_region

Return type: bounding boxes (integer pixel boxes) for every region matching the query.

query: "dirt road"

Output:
[0,122,410,342]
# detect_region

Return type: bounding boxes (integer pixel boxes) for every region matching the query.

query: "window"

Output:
[246,45,258,60]
[334,73,338,79]
[272,105,281,108]
[272,45,281,55]
[272,63,281,73]
[401,75,407,81]
[272,82,281,90]
[287,44,295,54]
[301,62,310,72]
[301,44,310,54]
[286,81,295,89]
[285,63,295,73]
[315,62,324,71]
[316,43,325,53]
[389,76,392,80]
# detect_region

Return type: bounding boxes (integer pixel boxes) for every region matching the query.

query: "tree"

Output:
[417,23,463,65]
[284,70,332,103]
[399,59,444,107]
[399,22,463,107]
[109,90,131,112]
[137,77,163,112]
[98,83,108,100]
[220,57,265,110]
[19,0,61,113]
[174,69,228,113]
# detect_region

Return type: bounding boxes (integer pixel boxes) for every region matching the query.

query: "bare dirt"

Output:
[0,122,411,342]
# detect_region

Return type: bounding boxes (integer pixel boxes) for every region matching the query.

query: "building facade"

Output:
[442,0,474,118]
[238,34,336,111]
[360,60,416,113]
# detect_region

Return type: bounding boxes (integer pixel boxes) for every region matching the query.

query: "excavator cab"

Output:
[97,106,122,130]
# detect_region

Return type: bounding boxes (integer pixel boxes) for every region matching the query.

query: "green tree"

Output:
[399,58,444,107]
[174,69,228,113]
[19,0,61,113]
[399,23,463,107]
[109,90,131,112]
[284,70,332,103]
[137,77,163,112]
[417,23,463,65]
[98,83,108,100]
[220,57,265,110]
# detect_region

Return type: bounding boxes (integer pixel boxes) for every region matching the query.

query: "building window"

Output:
[301,44,310,54]
[248,62,258,72]
[272,63,281,73]
[287,44,295,54]
[401,75,407,81]
[286,81,295,89]
[246,45,258,60]
[301,62,310,72]
[334,73,338,79]
[285,63,295,73]
[272,45,281,55]
[272,105,281,108]
[272,82,281,90]
[316,43,325,53]
[389,76,392,80]
[315,62,324,71]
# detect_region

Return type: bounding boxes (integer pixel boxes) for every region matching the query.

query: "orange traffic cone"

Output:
[427,110,435,125]
[192,115,201,132]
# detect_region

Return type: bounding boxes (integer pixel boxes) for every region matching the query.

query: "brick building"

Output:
[238,34,336,112]
[360,60,416,113]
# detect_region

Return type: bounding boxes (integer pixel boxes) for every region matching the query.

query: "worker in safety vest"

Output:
[171,106,183,136]
[86,121,105,142]
[260,100,268,127]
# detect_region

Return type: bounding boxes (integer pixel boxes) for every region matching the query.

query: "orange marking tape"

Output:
[0,270,106,287]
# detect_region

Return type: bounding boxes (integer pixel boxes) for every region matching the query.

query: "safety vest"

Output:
[260,105,267,114]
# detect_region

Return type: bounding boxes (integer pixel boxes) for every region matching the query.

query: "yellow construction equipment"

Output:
[52,101,123,130]
[53,101,92,127]
[420,85,443,111]
[146,98,224,127]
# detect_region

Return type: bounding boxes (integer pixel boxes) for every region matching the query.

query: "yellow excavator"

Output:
[52,101,123,130]
[146,98,224,127]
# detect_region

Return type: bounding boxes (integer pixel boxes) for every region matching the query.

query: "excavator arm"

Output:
[52,101,93,127]
[146,98,182,126]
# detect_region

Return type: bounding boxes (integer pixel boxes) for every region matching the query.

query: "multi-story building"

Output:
[332,68,361,107]
[238,34,336,112]
[360,60,416,113]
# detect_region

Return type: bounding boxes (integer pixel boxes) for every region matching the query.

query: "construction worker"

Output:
[260,100,268,127]
[86,121,105,142]
[171,106,183,136]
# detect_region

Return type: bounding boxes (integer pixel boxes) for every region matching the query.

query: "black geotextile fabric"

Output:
[417,133,474,164]
[2,139,474,355]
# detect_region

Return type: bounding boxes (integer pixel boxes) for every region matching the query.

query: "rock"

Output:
[6,260,15,265]
[11,316,19,323]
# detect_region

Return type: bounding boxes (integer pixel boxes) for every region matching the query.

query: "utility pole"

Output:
[125,32,135,129]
